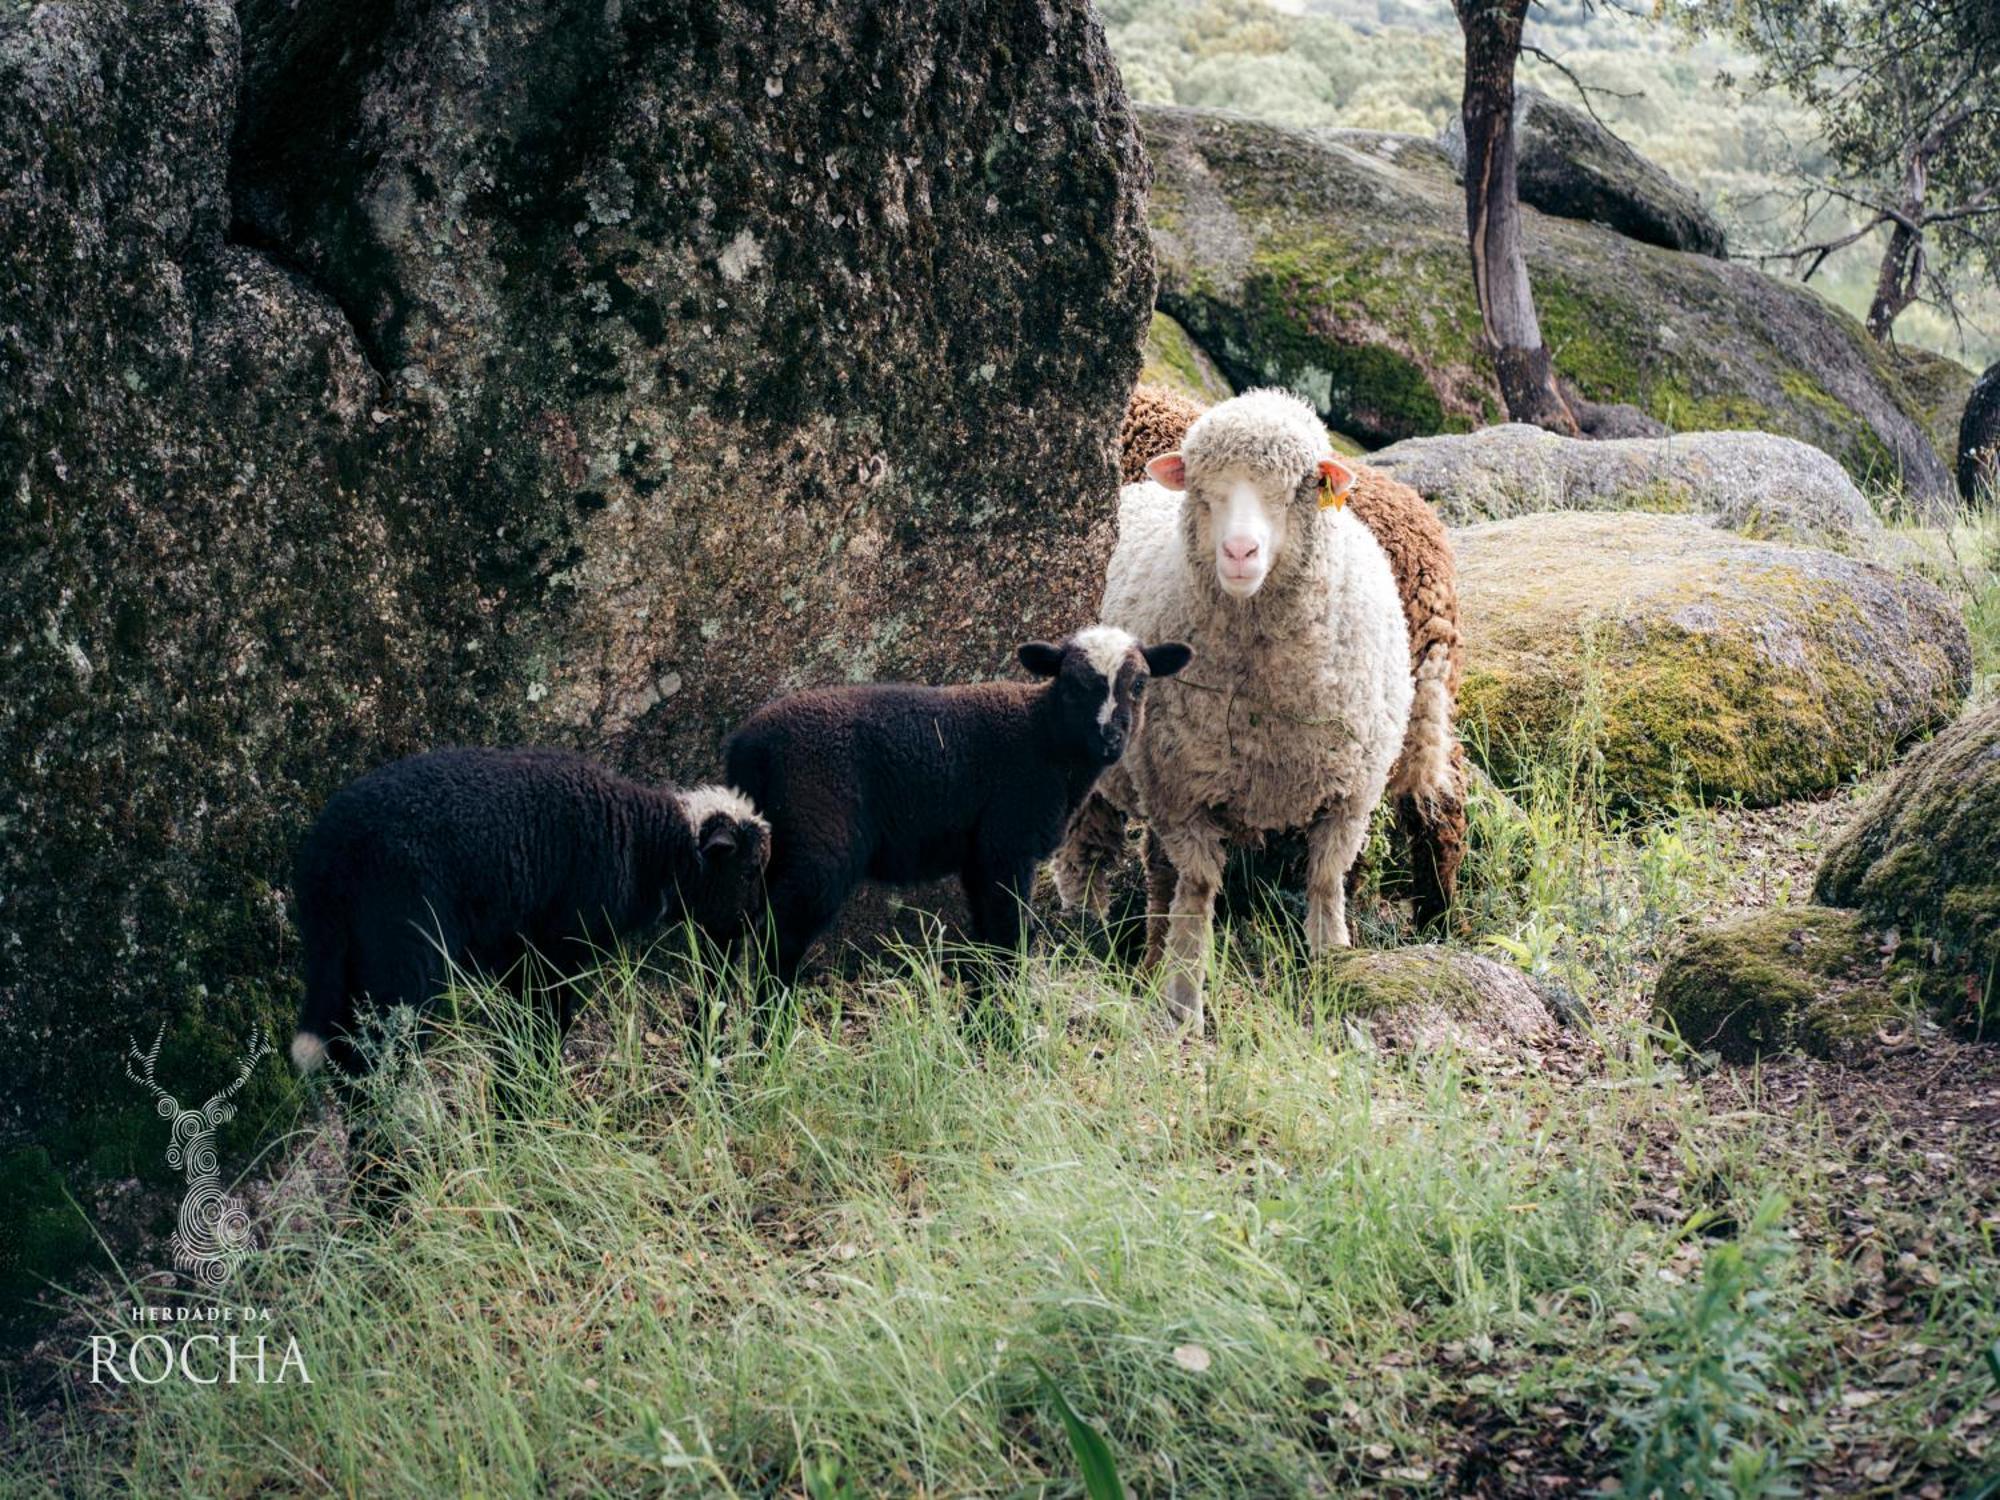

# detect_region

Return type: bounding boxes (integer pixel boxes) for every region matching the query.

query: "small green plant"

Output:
[1033,1360,1126,1500]
[1614,1195,1799,1499]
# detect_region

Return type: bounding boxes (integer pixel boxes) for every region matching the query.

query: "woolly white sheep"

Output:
[1055,388,1414,1029]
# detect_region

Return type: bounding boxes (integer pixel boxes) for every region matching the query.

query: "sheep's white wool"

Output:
[680,784,768,833]
[289,1030,326,1073]
[1064,389,1415,1027]
[1072,624,1139,726]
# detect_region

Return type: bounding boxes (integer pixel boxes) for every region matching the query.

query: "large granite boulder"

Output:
[1817,700,2000,998]
[1453,512,1970,806]
[1961,360,2000,502]
[0,0,1151,1330]
[1369,424,1880,549]
[1141,104,1953,500]
[1438,86,1727,259]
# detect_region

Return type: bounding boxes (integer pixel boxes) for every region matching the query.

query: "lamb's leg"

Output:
[962,855,1032,958]
[1154,820,1225,1033]
[1051,791,1126,916]
[1306,802,1373,954]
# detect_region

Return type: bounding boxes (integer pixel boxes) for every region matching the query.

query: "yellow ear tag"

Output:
[1317,459,1352,510]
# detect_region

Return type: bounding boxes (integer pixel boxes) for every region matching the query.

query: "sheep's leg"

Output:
[1398,738,1468,932]
[1051,791,1125,917]
[1306,803,1373,954]
[962,856,1032,958]
[1154,821,1225,1033]
[1141,828,1177,972]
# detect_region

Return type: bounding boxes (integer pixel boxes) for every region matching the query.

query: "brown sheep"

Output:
[1115,383,1468,928]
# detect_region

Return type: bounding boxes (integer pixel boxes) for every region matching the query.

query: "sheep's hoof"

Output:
[1305,906,1350,956]
[1164,971,1206,1034]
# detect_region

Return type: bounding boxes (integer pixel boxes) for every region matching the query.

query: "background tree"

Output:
[1675,0,2000,345]
[1451,0,1582,434]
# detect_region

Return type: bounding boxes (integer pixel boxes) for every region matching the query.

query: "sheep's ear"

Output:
[1017,642,1064,679]
[1146,452,1187,491]
[1316,457,1356,510]
[1143,642,1193,679]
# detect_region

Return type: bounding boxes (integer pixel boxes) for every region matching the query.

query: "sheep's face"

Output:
[1019,627,1193,765]
[1148,388,1355,601]
[674,787,771,938]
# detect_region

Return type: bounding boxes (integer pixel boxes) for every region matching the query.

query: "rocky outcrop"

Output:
[1961,361,2000,502]
[1438,86,1727,259]
[1817,699,2000,1001]
[1369,424,1881,549]
[1141,104,1953,499]
[0,0,1151,1328]
[1653,907,1908,1062]
[1453,512,1970,806]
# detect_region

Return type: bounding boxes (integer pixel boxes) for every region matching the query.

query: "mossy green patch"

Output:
[1653,906,1908,1062]
[1455,513,1970,809]
[1817,699,2000,1005]
[1140,310,1233,405]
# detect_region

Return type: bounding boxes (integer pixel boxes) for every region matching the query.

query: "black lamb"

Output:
[722,626,1192,981]
[290,746,770,1075]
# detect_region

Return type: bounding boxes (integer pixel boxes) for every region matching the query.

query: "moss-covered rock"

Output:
[1437,86,1727,259]
[0,0,1151,1331]
[1890,348,1976,491]
[1321,946,1564,1055]
[1653,906,1909,1061]
[1141,310,1233,406]
[1454,512,1970,806]
[1816,700,2000,1009]
[1370,423,1881,549]
[1141,104,1953,498]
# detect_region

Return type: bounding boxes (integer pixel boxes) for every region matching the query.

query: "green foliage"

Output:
[1614,1195,1800,1498]
[1033,1361,1127,1500]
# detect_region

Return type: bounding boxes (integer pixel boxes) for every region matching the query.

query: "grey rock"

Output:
[1,0,1151,1325]
[1439,86,1728,258]
[1370,423,1882,548]
[1454,511,1970,806]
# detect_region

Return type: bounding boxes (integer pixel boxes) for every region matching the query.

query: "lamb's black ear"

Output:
[1143,642,1194,679]
[1017,641,1064,678]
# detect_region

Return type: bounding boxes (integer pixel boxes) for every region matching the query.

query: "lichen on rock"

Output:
[1369,423,1882,549]
[1453,512,1970,807]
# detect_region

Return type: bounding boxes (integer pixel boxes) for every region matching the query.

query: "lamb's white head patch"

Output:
[1072,624,1141,725]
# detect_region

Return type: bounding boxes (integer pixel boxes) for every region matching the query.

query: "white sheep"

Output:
[1055,388,1414,1029]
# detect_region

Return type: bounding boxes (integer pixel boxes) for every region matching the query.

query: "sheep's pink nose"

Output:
[1221,536,1260,565]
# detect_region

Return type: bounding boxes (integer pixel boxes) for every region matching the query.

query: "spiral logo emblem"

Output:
[125,1023,273,1288]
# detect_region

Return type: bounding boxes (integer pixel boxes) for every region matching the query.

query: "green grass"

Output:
[7,718,1997,1494]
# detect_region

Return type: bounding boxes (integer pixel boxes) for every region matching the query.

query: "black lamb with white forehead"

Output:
[723,628,1192,981]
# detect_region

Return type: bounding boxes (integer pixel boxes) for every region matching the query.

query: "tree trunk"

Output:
[1453,0,1579,434]
[1866,153,1929,343]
